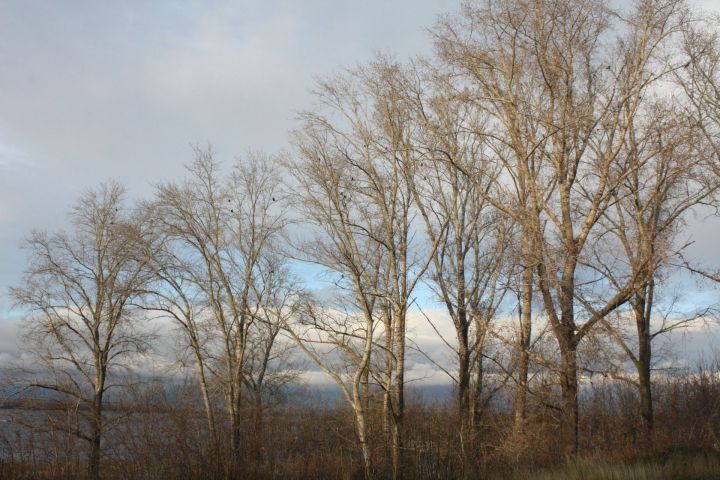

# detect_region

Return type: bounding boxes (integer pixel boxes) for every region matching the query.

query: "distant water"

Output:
[285,383,456,408]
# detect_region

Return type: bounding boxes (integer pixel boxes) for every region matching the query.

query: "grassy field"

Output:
[522,453,720,480]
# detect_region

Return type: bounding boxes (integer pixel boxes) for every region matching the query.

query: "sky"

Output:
[0,1,445,310]
[1,0,720,375]
[0,0,452,369]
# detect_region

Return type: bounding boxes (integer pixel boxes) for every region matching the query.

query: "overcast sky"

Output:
[2,0,720,371]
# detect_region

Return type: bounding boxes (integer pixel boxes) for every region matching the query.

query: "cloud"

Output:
[0,316,23,368]
[0,0,718,382]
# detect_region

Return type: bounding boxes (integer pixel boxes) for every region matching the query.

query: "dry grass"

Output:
[521,453,720,480]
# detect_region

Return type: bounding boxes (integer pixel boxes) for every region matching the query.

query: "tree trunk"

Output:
[252,390,264,460]
[390,308,406,480]
[635,284,654,453]
[390,419,401,480]
[196,360,218,454]
[558,336,579,458]
[513,263,533,438]
[471,336,485,431]
[455,227,471,441]
[382,307,393,463]
[354,399,373,480]
[557,259,579,458]
[362,367,370,417]
[88,390,103,480]
[230,383,243,470]
[457,326,471,436]
[637,350,653,452]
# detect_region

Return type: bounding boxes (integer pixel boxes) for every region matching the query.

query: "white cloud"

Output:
[0,0,718,383]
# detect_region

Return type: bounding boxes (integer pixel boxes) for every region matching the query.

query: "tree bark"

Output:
[195,355,218,454]
[230,383,243,470]
[635,282,654,452]
[252,390,264,460]
[88,388,104,480]
[353,395,373,480]
[513,262,533,438]
[558,334,579,458]
[470,331,486,431]
[390,307,406,480]
[457,322,471,435]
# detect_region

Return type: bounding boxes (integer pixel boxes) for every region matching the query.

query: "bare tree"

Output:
[285,299,381,480]
[242,256,302,461]
[284,120,390,479]
[150,147,286,469]
[385,61,513,452]
[433,0,692,454]
[139,220,220,453]
[11,182,154,480]
[593,100,717,450]
[677,16,720,181]
[286,64,444,477]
